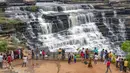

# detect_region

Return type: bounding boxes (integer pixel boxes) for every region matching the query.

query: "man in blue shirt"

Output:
[0,53,3,69]
[93,47,98,55]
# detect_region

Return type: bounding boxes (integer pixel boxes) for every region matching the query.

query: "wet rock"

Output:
[104,11,114,17]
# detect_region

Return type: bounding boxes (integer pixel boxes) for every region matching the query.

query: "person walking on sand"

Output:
[105,60,112,73]
[22,55,28,67]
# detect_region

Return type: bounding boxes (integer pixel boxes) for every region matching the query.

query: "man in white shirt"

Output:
[0,54,3,69]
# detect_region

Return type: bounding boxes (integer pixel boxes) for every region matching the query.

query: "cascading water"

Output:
[101,11,126,54]
[5,3,126,54]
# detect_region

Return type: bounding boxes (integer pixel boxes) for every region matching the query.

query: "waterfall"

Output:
[5,3,126,53]
[118,19,126,41]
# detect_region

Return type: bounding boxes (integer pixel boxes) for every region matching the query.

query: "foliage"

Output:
[121,40,130,52]
[25,6,39,12]
[0,40,7,52]
[121,41,130,69]
[0,17,23,25]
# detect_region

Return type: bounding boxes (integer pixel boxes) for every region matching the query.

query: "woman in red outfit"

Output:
[7,54,13,69]
[80,51,84,62]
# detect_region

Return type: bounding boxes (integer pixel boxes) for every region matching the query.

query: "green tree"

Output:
[121,40,130,69]
[121,40,130,52]
[0,40,8,52]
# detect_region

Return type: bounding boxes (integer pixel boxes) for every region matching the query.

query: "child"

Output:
[74,54,76,63]
[105,60,112,73]
[22,55,28,67]
[94,53,98,64]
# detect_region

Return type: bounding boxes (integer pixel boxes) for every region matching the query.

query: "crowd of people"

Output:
[58,47,129,73]
[0,47,129,73]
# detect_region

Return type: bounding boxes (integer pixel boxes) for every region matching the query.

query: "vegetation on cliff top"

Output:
[121,40,130,52]
[25,6,39,12]
[0,17,23,25]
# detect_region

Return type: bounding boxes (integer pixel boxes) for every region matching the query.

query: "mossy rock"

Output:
[25,6,39,12]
